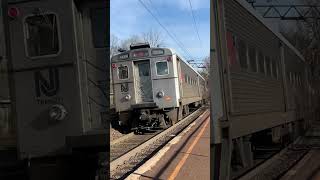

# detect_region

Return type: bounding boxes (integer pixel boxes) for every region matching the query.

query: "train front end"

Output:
[111,43,180,130]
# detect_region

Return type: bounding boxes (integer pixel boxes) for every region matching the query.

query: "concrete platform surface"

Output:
[126,112,210,180]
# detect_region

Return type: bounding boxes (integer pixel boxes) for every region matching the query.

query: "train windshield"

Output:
[24,14,59,57]
[156,61,169,75]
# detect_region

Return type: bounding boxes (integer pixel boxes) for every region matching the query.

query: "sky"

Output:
[110,0,210,62]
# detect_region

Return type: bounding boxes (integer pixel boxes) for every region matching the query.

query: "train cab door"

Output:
[134,60,153,103]
[0,4,14,144]
[74,1,108,131]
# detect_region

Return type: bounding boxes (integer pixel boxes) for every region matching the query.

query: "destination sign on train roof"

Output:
[132,50,149,58]
[119,54,129,60]
[151,49,164,55]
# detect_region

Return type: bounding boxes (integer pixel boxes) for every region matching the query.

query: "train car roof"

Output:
[111,47,205,81]
[236,0,305,61]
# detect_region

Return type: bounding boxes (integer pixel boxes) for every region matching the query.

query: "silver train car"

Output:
[1,0,108,160]
[111,43,207,130]
[211,0,320,179]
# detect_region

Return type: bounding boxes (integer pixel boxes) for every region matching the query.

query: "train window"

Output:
[265,57,271,76]
[258,52,265,74]
[90,8,107,48]
[24,14,60,58]
[138,63,150,76]
[156,61,169,76]
[238,39,248,69]
[272,60,277,78]
[276,62,280,79]
[248,47,257,72]
[118,65,129,79]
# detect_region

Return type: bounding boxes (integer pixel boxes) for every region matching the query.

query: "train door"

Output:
[0,4,14,144]
[134,60,153,103]
[75,2,108,130]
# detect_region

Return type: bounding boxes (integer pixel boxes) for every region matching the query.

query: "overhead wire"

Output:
[138,0,196,61]
[187,0,203,53]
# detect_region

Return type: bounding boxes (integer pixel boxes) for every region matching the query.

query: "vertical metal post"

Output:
[210,0,232,179]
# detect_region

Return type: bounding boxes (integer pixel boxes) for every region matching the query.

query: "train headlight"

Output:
[157,91,165,98]
[49,104,67,121]
[124,94,131,101]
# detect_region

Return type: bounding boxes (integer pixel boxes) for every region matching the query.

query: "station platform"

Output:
[280,150,320,180]
[126,112,210,180]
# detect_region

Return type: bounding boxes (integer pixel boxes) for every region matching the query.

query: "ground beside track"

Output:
[110,127,127,142]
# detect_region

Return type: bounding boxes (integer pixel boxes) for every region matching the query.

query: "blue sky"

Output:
[110,0,210,62]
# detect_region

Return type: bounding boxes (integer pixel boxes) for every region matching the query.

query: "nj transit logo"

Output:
[34,68,60,97]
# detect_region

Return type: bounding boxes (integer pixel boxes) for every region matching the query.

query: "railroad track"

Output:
[110,106,208,179]
[239,121,320,180]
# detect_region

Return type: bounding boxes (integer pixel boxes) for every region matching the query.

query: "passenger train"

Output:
[111,43,208,130]
[211,0,320,179]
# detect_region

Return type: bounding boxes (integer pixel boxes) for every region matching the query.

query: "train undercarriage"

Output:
[115,101,204,133]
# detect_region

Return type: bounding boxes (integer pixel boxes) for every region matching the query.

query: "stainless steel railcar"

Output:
[0,0,108,175]
[211,0,320,179]
[111,43,207,130]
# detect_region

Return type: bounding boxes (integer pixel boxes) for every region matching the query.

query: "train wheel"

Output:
[159,115,169,129]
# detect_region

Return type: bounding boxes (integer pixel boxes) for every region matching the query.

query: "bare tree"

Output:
[279,0,320,65]
[119,35,143,50]
[110,29,166,53]
[198,56,210,83]
[110,34,120,58]
[142,29,164,47]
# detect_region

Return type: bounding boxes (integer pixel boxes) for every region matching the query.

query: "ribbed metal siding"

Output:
[0,103,13,136]
[0,58,15,141]
[283,45,306,115]
[180,60,201,99]
[225,0,285,115]
[0,59,9,100]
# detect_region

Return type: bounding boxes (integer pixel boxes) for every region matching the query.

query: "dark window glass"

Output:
[238,39,247,69]
[118,66,128,79]
[138,63,150,76]
[249,46,257,72]
[265,56,271,76]
[276,62,280,79]
[272,60,277,78]
[90,8,107,48]
[156,61,169,75]
[258,52,265,73]
[25,14,59,57]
